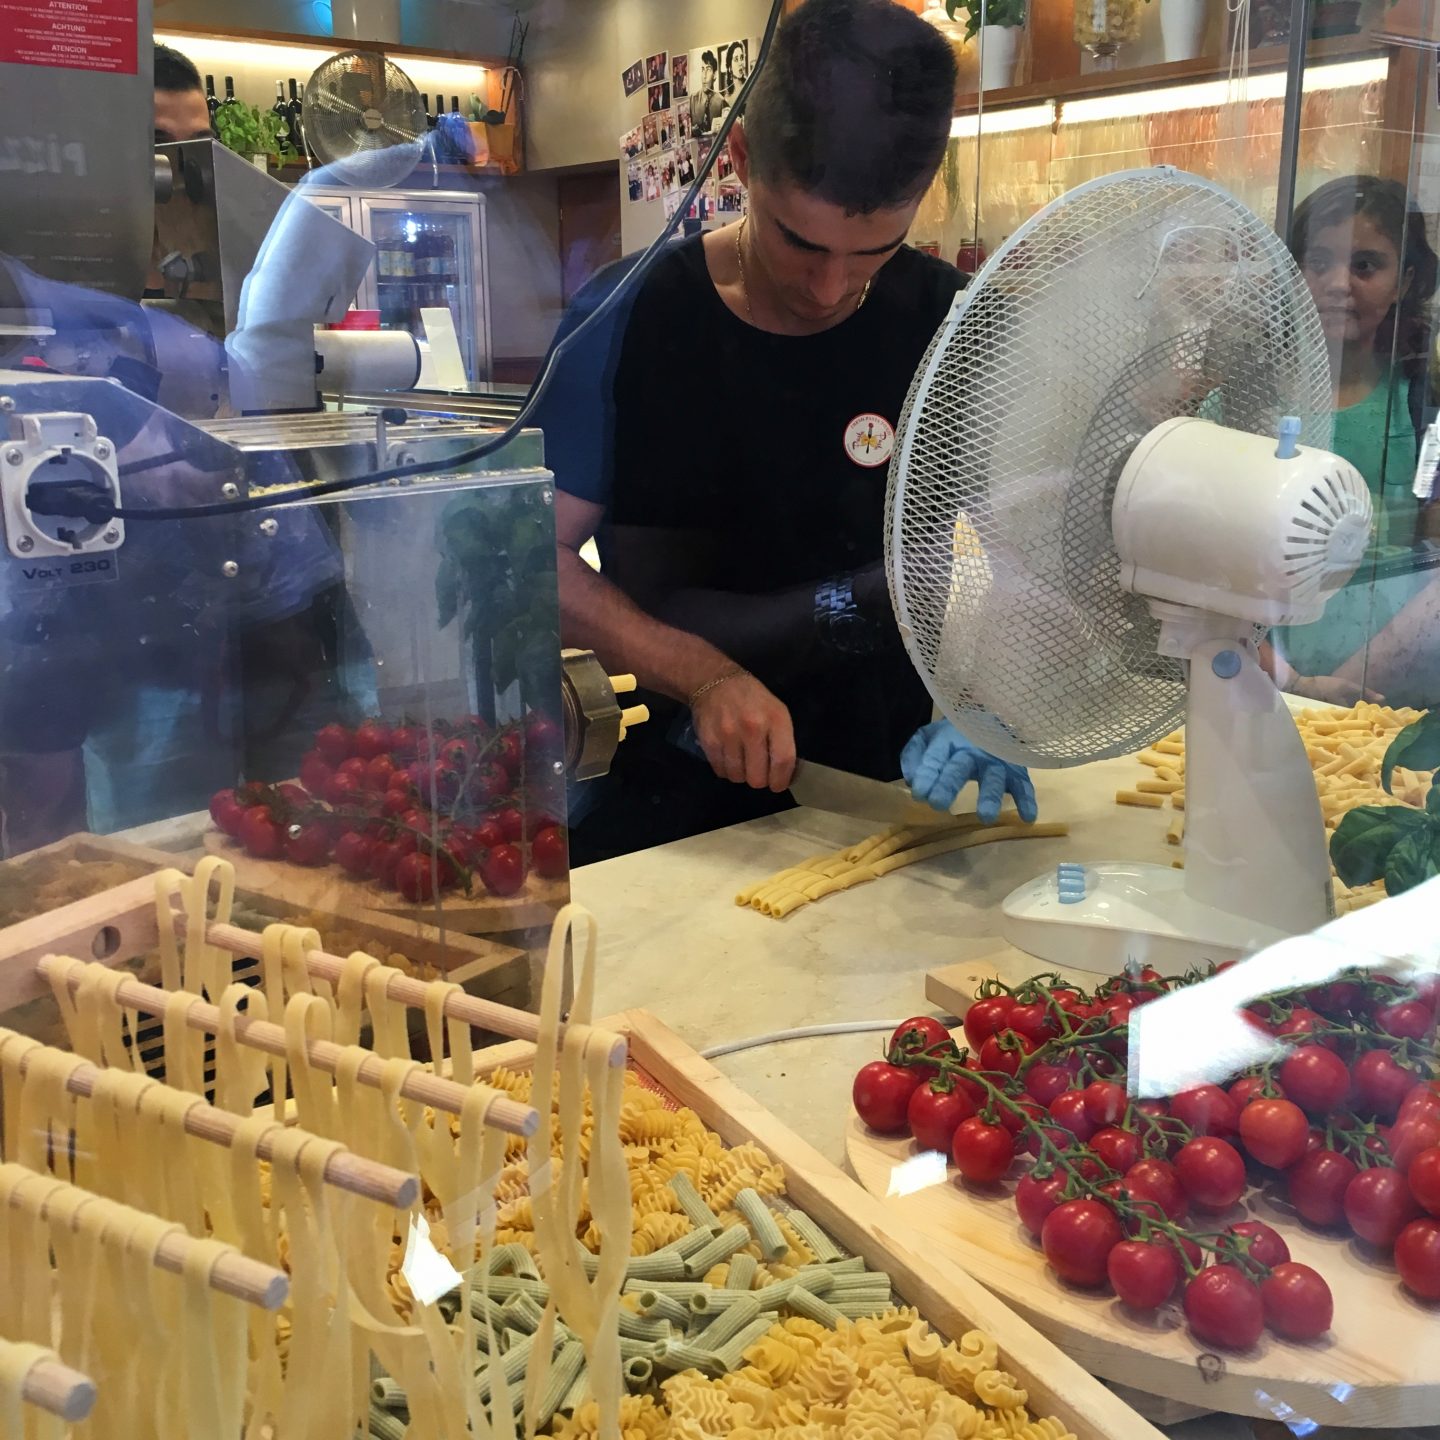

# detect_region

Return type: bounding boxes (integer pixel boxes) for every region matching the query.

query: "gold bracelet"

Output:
[688,665,749,709]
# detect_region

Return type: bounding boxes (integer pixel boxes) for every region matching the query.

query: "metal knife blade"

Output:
[789,759,951,829]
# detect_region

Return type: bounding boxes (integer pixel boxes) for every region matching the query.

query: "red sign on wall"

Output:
[0,0,139,75]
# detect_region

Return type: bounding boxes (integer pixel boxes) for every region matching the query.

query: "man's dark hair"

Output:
[701,50,719,73]
[154,43,204,94]
[742,0,956,214]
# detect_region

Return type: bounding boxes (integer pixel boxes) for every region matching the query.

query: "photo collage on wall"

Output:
[619,38,756,223]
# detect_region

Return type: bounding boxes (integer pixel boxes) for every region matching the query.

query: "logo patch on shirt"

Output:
[844,412,895,468]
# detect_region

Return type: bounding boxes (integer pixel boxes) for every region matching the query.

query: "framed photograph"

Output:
[627,158,643,202]
[717,180,745,215]
[660,149,678,193]
[676,105,693,142]
[663,189,683,220]
[620,127,642,159]
[648,82,671,114]
[646,51,668,84]
[643,162,661,203]
[719,39,752,99]
[676,142,696,188]
[621,60,644,97]
[642,114,658,152]
[687,47,729,136]
[715,141,735,183]
[672,52,689,99]
[656,108,673,150]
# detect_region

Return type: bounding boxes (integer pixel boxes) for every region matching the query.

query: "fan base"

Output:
[1000,862,1294,977]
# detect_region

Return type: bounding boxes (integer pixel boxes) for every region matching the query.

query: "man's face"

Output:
[744,175,919,326]
[154,87,211,144]
[702,61,717,90]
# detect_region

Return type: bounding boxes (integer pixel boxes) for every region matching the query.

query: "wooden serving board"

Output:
[850,957,1438,1429]
[469,1009,1165,1440]
[202,829,568,934]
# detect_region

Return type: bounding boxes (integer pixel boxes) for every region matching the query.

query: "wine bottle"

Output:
[421,93,433,129]
[450,95,460,114]
[271,81,289,138]
[205,74,219,120]
[223,76,236,104]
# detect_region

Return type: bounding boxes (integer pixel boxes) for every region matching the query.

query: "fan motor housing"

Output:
[1112,416,1373,628]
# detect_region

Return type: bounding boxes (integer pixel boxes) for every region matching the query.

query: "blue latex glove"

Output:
[901,720,1037,825]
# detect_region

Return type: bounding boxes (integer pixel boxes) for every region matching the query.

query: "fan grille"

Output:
[886,168,1333,768]
[304,50,426,188]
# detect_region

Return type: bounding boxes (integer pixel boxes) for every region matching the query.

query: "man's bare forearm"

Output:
[557,547,736,702]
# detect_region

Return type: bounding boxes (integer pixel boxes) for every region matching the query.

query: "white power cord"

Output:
[700,1017,961,1062]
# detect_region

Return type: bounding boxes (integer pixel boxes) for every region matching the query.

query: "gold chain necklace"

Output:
[734,216,871,326]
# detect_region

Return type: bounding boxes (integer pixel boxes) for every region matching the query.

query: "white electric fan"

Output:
[886,168,1374,972]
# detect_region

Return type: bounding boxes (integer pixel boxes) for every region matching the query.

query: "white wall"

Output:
[476,170,564,365]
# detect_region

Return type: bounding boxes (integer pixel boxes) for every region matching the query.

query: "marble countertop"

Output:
[570,750,1173,1167]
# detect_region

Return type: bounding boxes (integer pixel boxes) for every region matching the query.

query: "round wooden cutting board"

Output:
[845,1114,1438,1430]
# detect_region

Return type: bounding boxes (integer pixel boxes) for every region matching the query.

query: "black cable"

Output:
[55,0,786,527]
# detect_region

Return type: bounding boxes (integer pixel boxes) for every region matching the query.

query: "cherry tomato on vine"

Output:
[1224,1220,1289,1270]
[888,1017,957,1081]
[963,995,1017,1051]
[239,807,284,859]
[209,789,247,838]
[1174,1137,1246,1212]
[1082,1080,1127,1129]
[1374,998,1436,1042]
[1041,1199,1124,1288]
[334,832,376,879]
[906,1079,977,1154]
[394,851,439,903]
[1387,1115,1440,1173]
[479,843,526,898]
[996,1096,1046,1137]
[1278,1045,1351,1115]
[1308,978,1365,1017]
[1395,1218,1440,1299]
[1274,1005,1332,1046]
[978,1031,1038,1078]
[950,1116,1015,1184]
[1107,1239,1180,1311]
[1008,1001,1061,1045]
[1228,1076,1273,1110]
[1169,1084,1239,1139]
[1344,1166,1422,1247]
[1024,1062,1078,1108]
[1090,1127,1142,1175]
[1014,1173,1067,1241]
[1123,1158,1189,1222]
[1239,1098,1310,1169]
[365,753,397,792]
[531,824,569,881]
[1286,1148,1359,1227]
[1399,1086,1440,1127]
[1183,1264,1264,1349]
[1260,1263,1332,1339]
[852,1062,921,1135]
[1409,1146,1440,1216]
[284,821,331,868]
[314,723,352,764]
[298,751,333,796]
[1351,1050,1419,1120]
[1047,1091,1097,1143]
[351,720,392,760]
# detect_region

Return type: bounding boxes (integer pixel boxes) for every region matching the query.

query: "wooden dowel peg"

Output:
[4,1032,418,1210]
[36,956,539,1137]
[201,922,630,1069]
[5,1346,96,1423]
[1,1165,287,1311]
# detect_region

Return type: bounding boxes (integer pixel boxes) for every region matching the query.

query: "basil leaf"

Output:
[1383,711,1440,795]
[1383,827,1440,897]
[1330,804,1430,887]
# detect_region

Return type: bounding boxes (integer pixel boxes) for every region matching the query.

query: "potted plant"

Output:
[948,0,1026,91]
[215,101,292,170]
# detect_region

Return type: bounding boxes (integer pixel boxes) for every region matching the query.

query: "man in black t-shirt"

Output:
[554,0,1035,861]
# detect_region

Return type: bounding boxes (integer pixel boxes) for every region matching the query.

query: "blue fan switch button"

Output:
[1057,863,1086,905]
